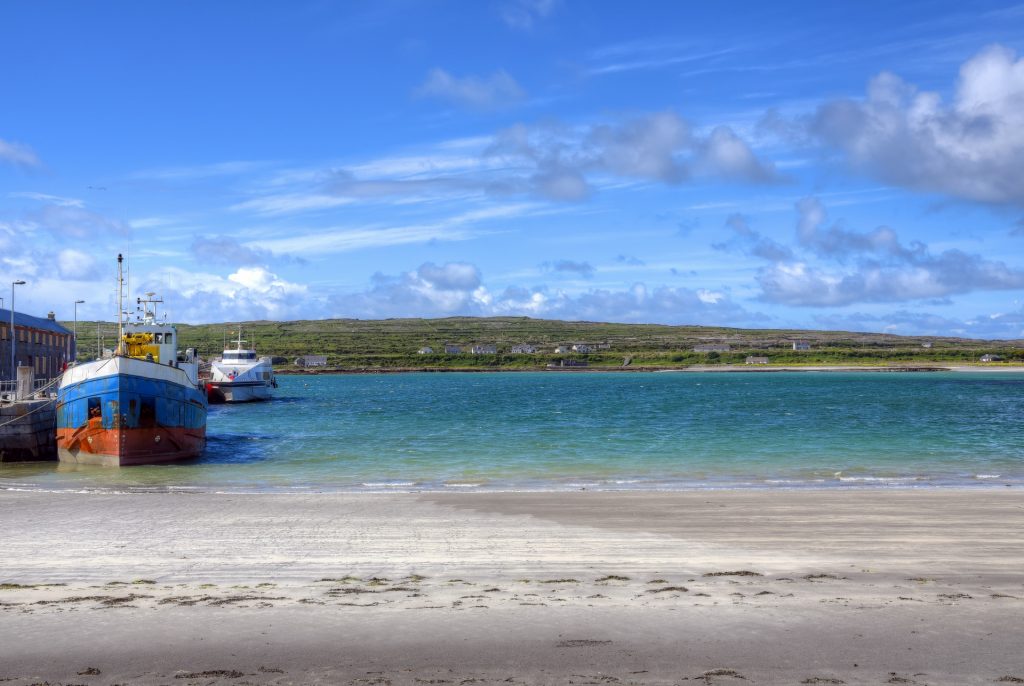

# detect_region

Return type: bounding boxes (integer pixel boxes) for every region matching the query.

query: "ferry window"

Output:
[154,333,163,344]
[165,334,173,347]
[139,396,156,428]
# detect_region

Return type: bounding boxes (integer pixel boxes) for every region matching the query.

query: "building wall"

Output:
[0,322,73,382]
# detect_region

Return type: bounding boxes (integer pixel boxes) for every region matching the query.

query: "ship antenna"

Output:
[116,254,124,356]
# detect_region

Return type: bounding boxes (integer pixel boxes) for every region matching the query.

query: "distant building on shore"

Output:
[694,344,730,353]
[571,343,592,353]
[980,354,1003,362]
[921,342,933,349]
[294,355,327,367]
[745,356,769,365]
[509,344,536,354]
[470,344,497,354]
[0,308,74,381]
[792,341,811,351]
[554,345,570,354]
[444,343,462,354]
[417,346,434,354]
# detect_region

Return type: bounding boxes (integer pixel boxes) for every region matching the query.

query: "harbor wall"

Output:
[0,399,57,462]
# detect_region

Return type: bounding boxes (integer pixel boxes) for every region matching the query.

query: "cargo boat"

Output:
[55,255,207,466]
[205,327,277,403]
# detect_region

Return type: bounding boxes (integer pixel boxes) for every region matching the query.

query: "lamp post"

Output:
[73,300,85,363]
[10,280,25,381]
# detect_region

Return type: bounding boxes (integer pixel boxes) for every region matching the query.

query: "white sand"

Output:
[1,489,1022,685]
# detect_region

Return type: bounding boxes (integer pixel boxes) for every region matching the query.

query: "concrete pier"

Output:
[0,368,58,462]
[0,399,57,461]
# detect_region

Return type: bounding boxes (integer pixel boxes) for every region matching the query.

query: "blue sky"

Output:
[4,1,1024,338]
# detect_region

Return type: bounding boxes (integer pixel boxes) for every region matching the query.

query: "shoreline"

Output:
[2,488,1022,684]
[276,363,1024,375]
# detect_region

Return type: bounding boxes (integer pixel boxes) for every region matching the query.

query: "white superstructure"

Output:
[206,328,276,403]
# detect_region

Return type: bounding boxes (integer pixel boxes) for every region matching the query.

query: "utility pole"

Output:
[73,300,85,363]
[10,280,25,381]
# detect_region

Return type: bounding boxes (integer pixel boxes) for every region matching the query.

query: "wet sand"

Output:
[1,489,1022,685]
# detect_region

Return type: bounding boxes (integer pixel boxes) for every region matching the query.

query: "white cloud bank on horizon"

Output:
[717,197,1024,307]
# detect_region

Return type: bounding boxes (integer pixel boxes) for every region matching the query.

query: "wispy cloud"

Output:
[0,138,42,170]
[230,193,356,216]
[246,203,535,255]
[587,47,738,76]
[501,0,558,31]
[415,68,526,110]
[9,192,83,207]
[131,160,269,181]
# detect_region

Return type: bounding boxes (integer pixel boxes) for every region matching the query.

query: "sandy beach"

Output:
[1,489,1022,685]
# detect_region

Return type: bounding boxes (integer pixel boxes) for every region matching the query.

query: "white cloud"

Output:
[501,0,558,30]
[230,193,355,216]
[138,266,310,322]
[0,138,42,170]
[56,249,101,280]
[752,198,1024,306]
[29,205,131,239]
[416,68,526,110]
[131,160,268,181]
[246,204,534,256]
[806,44,1024,206]
[332,261,761,325]
[9,192,83,207]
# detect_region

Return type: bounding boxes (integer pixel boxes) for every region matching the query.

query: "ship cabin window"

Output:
[139,396,156,428]
[86,397,102,424]
[224,352,256,361]
[153,333,163,344]
[165,334,173,347]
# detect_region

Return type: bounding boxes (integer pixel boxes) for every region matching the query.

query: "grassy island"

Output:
[63,316,1024,372]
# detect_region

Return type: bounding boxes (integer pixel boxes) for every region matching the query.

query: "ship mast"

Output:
[116,254,125,356]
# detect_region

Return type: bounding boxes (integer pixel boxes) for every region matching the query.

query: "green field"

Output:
[64,316,1024,370]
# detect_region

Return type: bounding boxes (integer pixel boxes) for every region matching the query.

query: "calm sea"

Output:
[2,371,1022,492]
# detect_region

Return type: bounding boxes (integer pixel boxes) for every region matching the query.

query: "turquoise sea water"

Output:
[2,371,1022,492]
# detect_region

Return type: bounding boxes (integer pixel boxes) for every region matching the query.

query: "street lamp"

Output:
[73,300,85,363]
[10,280,25,382]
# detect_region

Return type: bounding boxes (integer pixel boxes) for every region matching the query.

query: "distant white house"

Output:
[792,341,811,351]
[596,342,611,350]
[980,354,1003,362]
[509,344,536,354]
[694,344,730,353]
[471,344,497,354]
[417,346,434,354]
[921,342,933,349]
[444,343,462,354]
[294,355,327,367]
[554,345,570,354]
[745,356,769,365]
[571,343,592,353]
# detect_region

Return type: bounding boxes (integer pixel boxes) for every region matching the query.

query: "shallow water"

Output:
[2,371,1022,492]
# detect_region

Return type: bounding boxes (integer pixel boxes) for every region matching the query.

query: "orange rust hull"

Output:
[57,421,205,467]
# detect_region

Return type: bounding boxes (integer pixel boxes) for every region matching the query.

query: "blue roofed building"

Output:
[0,308,75,382]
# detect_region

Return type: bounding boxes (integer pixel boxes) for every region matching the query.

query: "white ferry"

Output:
[205,328,277,403]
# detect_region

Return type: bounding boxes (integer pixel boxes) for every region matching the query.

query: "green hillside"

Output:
[64,316,1024,370]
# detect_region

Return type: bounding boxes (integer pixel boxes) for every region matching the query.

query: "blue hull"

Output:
[57,369,207,466]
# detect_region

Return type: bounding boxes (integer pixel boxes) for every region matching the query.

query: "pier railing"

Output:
[0,377,58,403]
